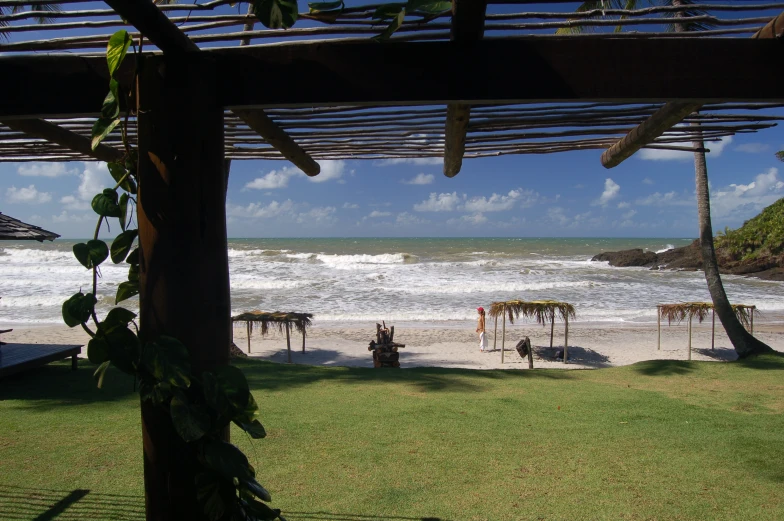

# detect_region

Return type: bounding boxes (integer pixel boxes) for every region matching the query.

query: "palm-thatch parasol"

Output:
[0,213,59,241]
[488,299,576,364]
[232,311,313,363]
[656,302,758,359]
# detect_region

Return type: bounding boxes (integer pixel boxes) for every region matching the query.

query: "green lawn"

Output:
[1,355,783,521]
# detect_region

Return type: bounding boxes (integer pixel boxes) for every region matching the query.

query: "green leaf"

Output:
[115,280,139,304]
[128,263,139,283]
[91,117,121,150]
[73,240,108,269]
[106,29,132,78]
[252,0,298,29]
[139,378,173,405]
[92,188,121,218]
[104,307,136,328]
[170,391,211,442]
[372,3,403,19]
[93,360,111,388]
[143,336,191,388]
[240,497,283,521]
[203,440,254,482]
[126,247,139,265]
[196,473,227,521]
[100,89,119,120]
[118,193,129,231]
[308,0,343,13]
[373,9,405,40]
[202,365,250,416]
[241,477,272,502]
[98,322,140,375]
[62,292,97,327]
[108,162,137,194]
[406,0,451,15]
[111,229,138,264]
[87,336,110,364]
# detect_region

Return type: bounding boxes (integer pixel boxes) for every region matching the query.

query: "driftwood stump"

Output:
[515,337,534,369]
[369,322,405,368]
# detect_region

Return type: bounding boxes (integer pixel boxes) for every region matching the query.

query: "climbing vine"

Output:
[62,29,285,521]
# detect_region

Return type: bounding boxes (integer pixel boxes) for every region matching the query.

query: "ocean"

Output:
[1,237,783,326]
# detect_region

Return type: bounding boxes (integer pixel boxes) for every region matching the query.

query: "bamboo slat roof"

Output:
[0,212,59,241]
[657,302,757,327]
[0,1,783,163]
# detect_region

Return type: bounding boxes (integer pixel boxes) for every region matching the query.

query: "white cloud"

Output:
[368,211,391,218]
[59,162,114,210]
[6,184,52,204]
[244,160,346,190]
[639,135,732,161]
[396,212,427,225]
[734,143,770,154]
[447,213,487,226]
[573,184,584,189]
[546,207,569,227]
[636,191,692,207]
[622,210,637,220]
[711,167,784,219]
[413,192,462,212]
[296,206,336,224]
[593,178,620,206]
[617,202,630,209]
[642,178,654,185]
[244,167,298,190]
[402,173,435,185]
[463,189,527,213]
[18,163,76,178]
[375,158,442,166]
[342,202,359,209]
[51,210,93,223]
[227,200,295,219]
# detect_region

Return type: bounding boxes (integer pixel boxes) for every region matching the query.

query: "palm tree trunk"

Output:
[671,1,772,358]
[691,127,773,358]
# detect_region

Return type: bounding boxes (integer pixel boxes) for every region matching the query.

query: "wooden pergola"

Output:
[489,299,575,363]
[232,310,313,363]
[1,1,782,519]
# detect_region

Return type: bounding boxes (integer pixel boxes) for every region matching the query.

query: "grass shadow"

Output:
[632,359,697,376]
[533,344,612,368]
[735,351,784,370]
[286,512,450,521]
[0,484,144,520]
[0,361,136,411]
[235,356,574,394]
[693,347,738,361]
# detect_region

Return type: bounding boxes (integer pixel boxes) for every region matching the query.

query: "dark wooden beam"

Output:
[1,38,783,119]
[1,118,123,163]
[137,54,229,521]
[103,0,319,176]
[601,11,784,169]
[443,0,487,178]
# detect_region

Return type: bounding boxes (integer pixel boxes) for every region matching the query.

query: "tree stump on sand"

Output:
[515,337,534,369]
[369,322,405,368]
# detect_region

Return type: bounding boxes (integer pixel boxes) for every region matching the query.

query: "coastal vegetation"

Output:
[2,356,783,520]
[716,197,784,264]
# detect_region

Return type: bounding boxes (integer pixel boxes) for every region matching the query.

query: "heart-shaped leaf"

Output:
[126,247,139,265]
[92,188,121,217]
[115,280,139,304]
[109,162,137,195]
[73,240,108,269]
[62,292,97,327]
[106,29,132,78]
[170,391,211,442]
[143,336,191,388]
[253,0,298,29]
[203,440,254,482]
[104,307,136,328]
[98,322,140,375]
[87,336,110,364]
[111,229,138,264]
[91,117,121,150]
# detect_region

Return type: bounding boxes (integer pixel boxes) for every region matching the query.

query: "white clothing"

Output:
[479,331,487,351]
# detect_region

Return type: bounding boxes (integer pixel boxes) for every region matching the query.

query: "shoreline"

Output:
[3,320,783,371]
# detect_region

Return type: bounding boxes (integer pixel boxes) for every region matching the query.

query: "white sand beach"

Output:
[4,320,784,371]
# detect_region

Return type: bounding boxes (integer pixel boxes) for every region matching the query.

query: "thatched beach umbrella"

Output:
[232,311,313,363]
[0,213,59,241]
[657,302,758,359]
[489,300,576,363]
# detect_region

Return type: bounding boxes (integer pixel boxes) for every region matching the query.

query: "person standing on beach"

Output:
[476,307,487,352]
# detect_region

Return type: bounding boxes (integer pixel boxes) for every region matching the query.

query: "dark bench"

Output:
[0,344,82,379]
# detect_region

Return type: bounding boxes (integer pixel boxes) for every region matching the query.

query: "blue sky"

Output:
[2,121,783,238]
[2,2,783,238]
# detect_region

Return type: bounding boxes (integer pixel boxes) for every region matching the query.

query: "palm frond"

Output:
[489,300,576,325]
[665,0,715,32]
[0,3,61,40]
[659,302,757,326]
[556,0,644,35]
[233,310,314,337]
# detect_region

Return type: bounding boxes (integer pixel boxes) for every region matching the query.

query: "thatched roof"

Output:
[0,213,59,241]
[232,310,313,336]
[489,299,576,324]
[657,302,757,326]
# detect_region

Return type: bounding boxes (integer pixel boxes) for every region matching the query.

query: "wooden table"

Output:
[0,344,82,379]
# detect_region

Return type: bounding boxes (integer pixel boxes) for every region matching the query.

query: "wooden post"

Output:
[71,353,78,371]
[285,322,292,363]
[246,321,251,353]
[750,306,755,335]
[527,339,534,370]
[657,306,661,350]
[302,329,306,353]
[501,304,506,364]
[563,312,569,364]
[687,314,693,360]
[137,54,229,521]
[493,314,497,351]
[549,309,555,348]
[711,309,715,350]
